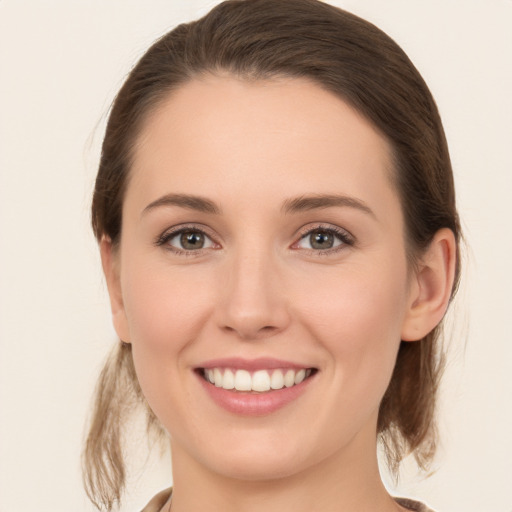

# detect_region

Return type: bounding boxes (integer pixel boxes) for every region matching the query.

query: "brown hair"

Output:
[84,0,461,509]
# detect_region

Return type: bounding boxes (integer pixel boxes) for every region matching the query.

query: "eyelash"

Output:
[294,224,355,255]
[155,223,355,256]
[155,224,218,256]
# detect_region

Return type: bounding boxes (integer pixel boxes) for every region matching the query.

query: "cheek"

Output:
[122,258,213,348]
[301,258,407,332]
[296,260,409,396]
[120,256,216,404]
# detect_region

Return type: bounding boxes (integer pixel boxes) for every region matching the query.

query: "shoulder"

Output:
[395,497,437,512]
[140,487,172,512]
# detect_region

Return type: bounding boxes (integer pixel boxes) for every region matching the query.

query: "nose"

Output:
[215,248,291,341]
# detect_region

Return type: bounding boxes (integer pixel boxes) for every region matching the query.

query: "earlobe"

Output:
[401,228,457,342]
[100,237,131,343]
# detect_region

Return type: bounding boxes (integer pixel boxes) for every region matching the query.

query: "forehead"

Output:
[127,75,398,218]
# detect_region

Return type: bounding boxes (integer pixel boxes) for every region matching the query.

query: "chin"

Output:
[207,453,307,482]
[188,428,322,483]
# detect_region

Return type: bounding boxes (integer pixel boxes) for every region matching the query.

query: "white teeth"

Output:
[214,368,223,387]
[222,369,235,390]
[203,367,313,392]
[252,370,271,392]
[294,369,306,385]
[270,370,284,390]
[284,369,295,388]
[234,369,252,391]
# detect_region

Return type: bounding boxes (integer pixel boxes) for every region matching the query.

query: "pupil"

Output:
[180,231,204,250]
[310,231,334,249]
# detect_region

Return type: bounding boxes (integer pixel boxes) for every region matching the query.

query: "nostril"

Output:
[220,323,281,340]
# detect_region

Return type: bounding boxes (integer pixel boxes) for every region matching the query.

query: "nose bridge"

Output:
[217,240,289,339]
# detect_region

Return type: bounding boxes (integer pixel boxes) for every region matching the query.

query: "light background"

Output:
[0,1,511,511]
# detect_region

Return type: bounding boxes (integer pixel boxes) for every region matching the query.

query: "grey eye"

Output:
[296,229,345,251]
[309,231,335,249]
[164,229,215,251]
[180,231,206,250]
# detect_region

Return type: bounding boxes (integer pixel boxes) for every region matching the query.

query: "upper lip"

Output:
[196,357,315,371]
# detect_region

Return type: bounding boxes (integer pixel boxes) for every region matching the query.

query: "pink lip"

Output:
[196,357,310,371]
[194,358,316,416]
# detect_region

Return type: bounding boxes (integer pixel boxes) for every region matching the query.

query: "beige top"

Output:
[140,488,436,512]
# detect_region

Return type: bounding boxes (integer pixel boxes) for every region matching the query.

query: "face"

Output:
[107,75,422,481]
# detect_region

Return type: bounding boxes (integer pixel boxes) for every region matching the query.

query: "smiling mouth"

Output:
[198,367,317,393]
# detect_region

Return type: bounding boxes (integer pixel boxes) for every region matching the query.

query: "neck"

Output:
[168,428,401,512]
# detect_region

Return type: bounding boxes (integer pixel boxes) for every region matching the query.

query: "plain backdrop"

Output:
[0,1,511,511]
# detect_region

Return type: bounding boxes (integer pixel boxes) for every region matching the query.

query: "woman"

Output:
[83,0,460,511]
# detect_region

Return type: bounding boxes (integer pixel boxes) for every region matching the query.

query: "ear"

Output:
[401,228,457,342]
[100,237,131,343]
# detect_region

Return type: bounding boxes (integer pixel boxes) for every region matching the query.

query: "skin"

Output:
[102,75,456,512]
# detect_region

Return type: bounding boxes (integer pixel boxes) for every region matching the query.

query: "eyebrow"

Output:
[141,192,375,218]
[281,194,375,218]
[142,193,221,216]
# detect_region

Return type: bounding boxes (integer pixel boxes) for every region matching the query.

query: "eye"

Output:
[294,226,354,253]
[156,227,216,253]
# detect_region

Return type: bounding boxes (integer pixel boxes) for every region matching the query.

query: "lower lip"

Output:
[196,372,314,416]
